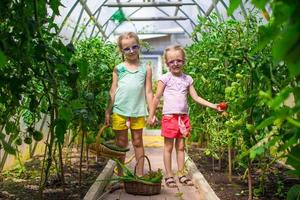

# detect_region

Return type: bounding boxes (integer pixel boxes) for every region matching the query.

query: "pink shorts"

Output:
[161,114,191,138]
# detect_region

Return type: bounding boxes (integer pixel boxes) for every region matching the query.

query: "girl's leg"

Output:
[175,138,185,173]
[131,129,144,176]
[115,129,128,176]
[175,138,193,186]
[164,137,174,177]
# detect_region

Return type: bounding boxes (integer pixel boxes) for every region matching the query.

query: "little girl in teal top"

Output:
[105,32,153,179]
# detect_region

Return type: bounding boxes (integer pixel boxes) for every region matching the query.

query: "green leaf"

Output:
[279,133,300,152]
[286,145,300,170]
[2,141,16,155]
[56,63,68,73]
[59,107,73,123]
[175,192,184,198]
[272,2,294,24]
[70,99,86,110]
[242,95,256,110]
[0,50,7,69]
[286,170,300,176]
[49,0,61,15]
[208,57,220,62]
[227,0,242,16]
[113,158,134,178]
[256,116,276,130]
[265,136,281,148]
[250,146,264,159]
[288,62,300,77]
[0,133,5,140]
[77,60,88,79]
[54,119,68,144]
[5,121,17,135]
[287,117,300,127]
[251,0,268,10]
[287,184,300,200]
[37,1,47,19]
[268,87,293,109]
[86,134,95,144]
[273,22,300,64]
[0,134,16,155]
[251,25,279,54]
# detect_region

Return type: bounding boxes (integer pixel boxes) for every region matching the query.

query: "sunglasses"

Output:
[122,44,140,54]
[167,59,184,66]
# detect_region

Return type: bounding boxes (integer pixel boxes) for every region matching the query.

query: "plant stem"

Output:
[248,161,253,200]
[58,142,65,193]
[79,127,85,186]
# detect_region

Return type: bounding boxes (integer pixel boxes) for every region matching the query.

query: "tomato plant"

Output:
[0,0,121,195]
[228,1,300,199]
[186,12,294,199]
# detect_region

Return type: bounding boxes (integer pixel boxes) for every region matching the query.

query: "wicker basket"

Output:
[89,125,126,158]
[124,155,162,195]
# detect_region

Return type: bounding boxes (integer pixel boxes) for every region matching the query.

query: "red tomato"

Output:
[218,102,228,110]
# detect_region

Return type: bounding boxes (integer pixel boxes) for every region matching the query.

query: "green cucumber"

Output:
[101,142,129,152]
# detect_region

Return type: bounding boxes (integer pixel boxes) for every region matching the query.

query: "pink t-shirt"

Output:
[159,72,193,114]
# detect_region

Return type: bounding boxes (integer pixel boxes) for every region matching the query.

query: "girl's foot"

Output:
[178,175,194,186]
[165,177,177,188]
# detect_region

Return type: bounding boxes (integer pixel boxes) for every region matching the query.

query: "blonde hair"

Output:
[163,44,186,64]
[117,32,140,61]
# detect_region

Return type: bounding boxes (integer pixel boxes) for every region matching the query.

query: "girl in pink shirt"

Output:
[148,45,223,188]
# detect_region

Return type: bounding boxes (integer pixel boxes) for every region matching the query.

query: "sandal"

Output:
[165,177,178,188]
[178,175,194,186]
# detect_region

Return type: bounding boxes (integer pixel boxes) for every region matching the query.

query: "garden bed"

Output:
[188,144,299,200]
[0,150,107,200]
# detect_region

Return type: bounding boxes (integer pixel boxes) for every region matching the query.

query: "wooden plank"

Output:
[120,192,151,200]
[83,160,116,200]
[102,190,122,200]
[149,185,180,200]
[179,185,204,200]
[185,153,220,200]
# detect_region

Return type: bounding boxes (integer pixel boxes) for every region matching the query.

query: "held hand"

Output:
[215,102,229,117]
[186,132,191,138]
[147,116,156,126]
[146,116,152,125]
[153,115,159,125]
[215,104,223,112]
[182,131,190,138]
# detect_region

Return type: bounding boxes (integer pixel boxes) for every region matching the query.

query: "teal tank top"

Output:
[112,63,148,117]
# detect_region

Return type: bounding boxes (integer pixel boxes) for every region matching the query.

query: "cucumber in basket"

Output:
[101,142,130,152]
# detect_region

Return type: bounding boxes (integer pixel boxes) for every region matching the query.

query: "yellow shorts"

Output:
[111,113,145,130]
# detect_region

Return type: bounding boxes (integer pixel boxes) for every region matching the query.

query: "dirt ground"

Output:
[188,144,298,200]
[0,151,107,200]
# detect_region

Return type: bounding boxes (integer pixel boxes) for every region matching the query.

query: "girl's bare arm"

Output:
[145,64,154,110]
[148,81,165,121]
[105,67,118,125]
[189,84,219,111]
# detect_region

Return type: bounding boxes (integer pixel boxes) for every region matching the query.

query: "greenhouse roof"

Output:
[55,0,250,43]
